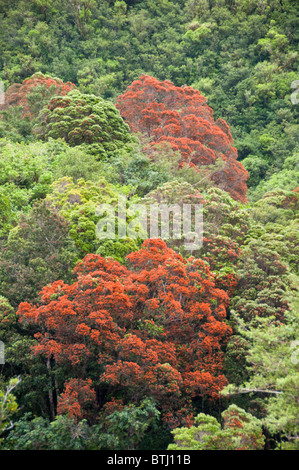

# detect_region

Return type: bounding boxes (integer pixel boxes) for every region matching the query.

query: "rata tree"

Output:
[0,72,75,119]
[116,75,249,203]
[34,89,136,158]
[17,239,232,426]
[0,73,75,141]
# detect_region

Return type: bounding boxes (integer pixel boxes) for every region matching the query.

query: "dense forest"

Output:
[0,0,298,451]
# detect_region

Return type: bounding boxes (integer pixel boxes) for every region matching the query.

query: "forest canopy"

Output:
[0,0,298,452]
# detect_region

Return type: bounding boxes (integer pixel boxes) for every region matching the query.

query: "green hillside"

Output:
[0,0,298,452]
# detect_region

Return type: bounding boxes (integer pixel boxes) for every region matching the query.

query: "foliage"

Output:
[3,413,98,450]
[16,239,232,426]
[221,189,299,449]
[34,89,136,157]
[223,294,299,450]
[142,183,249,303]
[0,0,297,190]
[1,72,75,119]
[0,0,298,451]
[0,378,20,439]
[0,187,13,238]
[46,176,141,261]
[0,73,75,141]
[4,398,160,450]
[249,153,299,201]
[0,138,105,218]
[168,404,265,450]
[96,398,160,450]
[116,75,249,202]
[0,199,78,307]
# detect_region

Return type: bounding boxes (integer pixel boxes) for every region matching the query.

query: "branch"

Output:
[224,387,284,396]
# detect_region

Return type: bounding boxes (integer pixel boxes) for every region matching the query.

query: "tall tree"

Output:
[0,200,78,307]
[34,89,136,158]
[116,75,249,202]
[17,239,232,426]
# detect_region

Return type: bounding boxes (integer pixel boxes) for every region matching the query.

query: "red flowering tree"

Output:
[57,378,96,422]
[17,239,232,425]
[116,75,248,202]
[1,72,75,119]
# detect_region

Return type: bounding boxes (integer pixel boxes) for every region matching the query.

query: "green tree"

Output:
[0,378,20,442]
[46,176,141,260]
[34,90,136,158]
[0,199,78,307]
[3,413,97,450]
[223,294,299,450]
[97,398,160,450]
[0,188,13,238]
[168,404,265,450]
